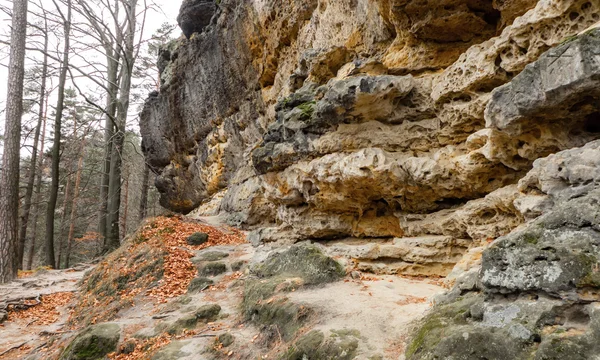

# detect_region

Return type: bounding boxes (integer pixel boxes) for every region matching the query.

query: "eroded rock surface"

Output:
[141,0,600,280]
[407,189,600,360]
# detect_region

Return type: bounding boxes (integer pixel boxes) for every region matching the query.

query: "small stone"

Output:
[216,332,234,347]
[195,304,221,322]
[469,302,484,321]
[198,251,229,261]
[231,260,247,272]
[350,271,361,280]
[199,262,227,276]
[118,340,137,355]
[0,310,7,324]
[187,277,214,293]
[186,232,209,245]
[165,315,198,335]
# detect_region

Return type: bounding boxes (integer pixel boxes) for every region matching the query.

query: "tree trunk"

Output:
[105,0,138,252]
[56,171,72,268]
[139,164,149,220]
[18,25,48,270]
[98,50,119,248]
[45,0,71,268]
[65,133,87,269]
[0,0,28,282]
[56,112,78,268]
[26,91,48,270]
[121,170,129,241]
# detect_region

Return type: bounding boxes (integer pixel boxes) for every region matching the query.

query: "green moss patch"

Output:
[59,323,121,360]
[280,329,360,360]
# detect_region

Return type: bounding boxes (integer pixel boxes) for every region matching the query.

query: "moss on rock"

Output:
[59,323,121,360]
[253,244,345,285]
[195,304,221,322]
[197,251,229,261]
[151,340,190,360]
[186,232,209,245]
[242,245,344,342]
[199,262,227,276]
[280,329,360,360]
[187,277,214,293]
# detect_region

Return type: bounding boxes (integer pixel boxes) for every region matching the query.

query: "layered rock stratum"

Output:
[139,0,600,357]
[141,0,600,276]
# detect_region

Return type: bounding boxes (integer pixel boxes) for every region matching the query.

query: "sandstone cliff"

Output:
[141,0,600,281]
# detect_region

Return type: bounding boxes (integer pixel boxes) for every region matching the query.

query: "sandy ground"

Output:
[289,275,443,359]
[0,265,92,359]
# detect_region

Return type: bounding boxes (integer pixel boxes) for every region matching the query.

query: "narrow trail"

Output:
[0,264,92,359]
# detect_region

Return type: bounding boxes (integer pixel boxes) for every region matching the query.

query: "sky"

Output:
[0,0,183,156]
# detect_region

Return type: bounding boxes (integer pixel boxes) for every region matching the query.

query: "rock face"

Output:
[407,188,600,360]
[140,0,600,281]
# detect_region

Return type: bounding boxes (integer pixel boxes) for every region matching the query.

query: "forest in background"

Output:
[0,0,178,280]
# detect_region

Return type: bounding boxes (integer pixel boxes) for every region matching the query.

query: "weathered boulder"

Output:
[196,250,228,261]
[176,0,217,39]
[151,340,190,360]
[59,323,121,360]
[518,139,600,212]
[243,244,344,341]
[280,329,360,360]
[252,244,345,284]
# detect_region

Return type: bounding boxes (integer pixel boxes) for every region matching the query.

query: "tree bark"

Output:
[139,164,149,220]
[98,50,119,248]
[26,88,48,270]
[65,131,87,269]
[18,24,48,270]
[56,170,72,268]
[121,169,129,241]
[56,111,78,268]
[45,0,71,268]
[26,111,46,271]
[105,0,138,252]
[0,0,28,282]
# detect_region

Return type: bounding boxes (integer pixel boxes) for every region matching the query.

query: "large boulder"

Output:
[242,244,345,341]
[59,323,121,360]
[177,0,217,39]
[252,244,346,285]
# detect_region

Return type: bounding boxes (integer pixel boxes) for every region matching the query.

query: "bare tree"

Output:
[0,0,28,282]
[106,0,141,251]
[44,0,72,268]
[18,13,49,269]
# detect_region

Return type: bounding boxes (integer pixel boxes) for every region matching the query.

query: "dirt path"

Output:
[0,264,92,359]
